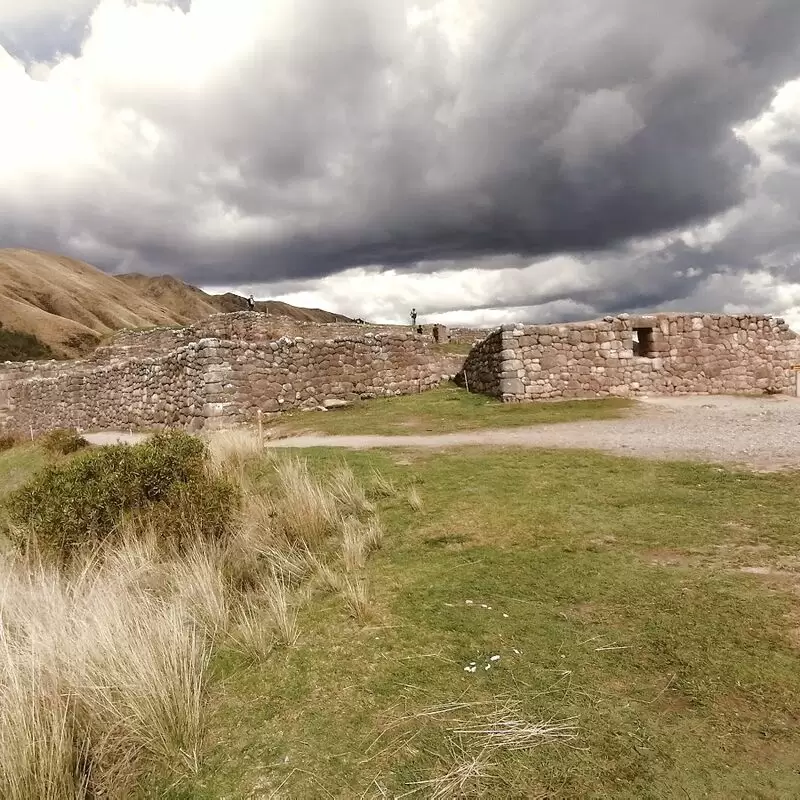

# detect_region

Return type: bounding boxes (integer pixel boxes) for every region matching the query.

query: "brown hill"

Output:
[209,291,351,323]
[118,275,353,323]
[0,249,353,360]
[0,249,187,358]
[115,273,219,321]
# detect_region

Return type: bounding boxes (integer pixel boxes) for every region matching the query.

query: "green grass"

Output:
[0,443,48,500]
[431,341,475,355]
[269,383,635,437]
[182,447,800,799]
[4,436,800,797]
[0,327,58,361]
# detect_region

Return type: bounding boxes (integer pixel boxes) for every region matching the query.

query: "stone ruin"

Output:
[460,313,800,401]
[0,310,797,436]
[0,313,467,435]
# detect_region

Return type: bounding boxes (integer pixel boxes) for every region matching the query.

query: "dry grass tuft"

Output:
[0,554,210,799]
[276,457,340,548]
[369,469,397,499]
[341,518,384,573]
[407,486,423,512]
[230,599,275,662]
[330,463,375,517]
[310,556,344,594]
[170,543,229,634]
[342,518,368,572]
[206,429,267,484]
[341,575,372,622]
[260,572,300,646]
[409,745,495,799]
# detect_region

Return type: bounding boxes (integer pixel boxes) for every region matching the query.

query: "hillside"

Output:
[0,250,352,360]
[115,273,220,321]
[0,249,188,358]
[119,275,353,323]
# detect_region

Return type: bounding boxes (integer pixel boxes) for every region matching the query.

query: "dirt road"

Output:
[265,395,800,470]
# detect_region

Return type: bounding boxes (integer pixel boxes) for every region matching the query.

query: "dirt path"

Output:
[266,395,800,470]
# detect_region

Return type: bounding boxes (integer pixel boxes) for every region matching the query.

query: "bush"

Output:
[0,434,19,453]
[6,431,240,558]
[0,326,58,361]
[41,428,89,455]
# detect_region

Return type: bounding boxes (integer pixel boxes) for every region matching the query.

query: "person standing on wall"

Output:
[248,294,255,312]
[410,308,417,329]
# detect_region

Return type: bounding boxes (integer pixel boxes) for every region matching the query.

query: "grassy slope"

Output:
[0,328,58,361]
[269,383,635,437]
[4,438,800,798]
[0,248,187,357]
[190,448,800,799]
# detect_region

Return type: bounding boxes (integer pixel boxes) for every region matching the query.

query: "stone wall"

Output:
[0,314,468,434]
[93,313,439,361]
[460,313,800,401]
[456,329,504,395]
[444,326,495,345]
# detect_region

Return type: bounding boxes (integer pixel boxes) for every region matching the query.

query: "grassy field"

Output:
[3,438,800,798]
[189,447,800,798]
[268,383,635,437]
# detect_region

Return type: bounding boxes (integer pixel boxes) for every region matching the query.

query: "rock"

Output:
[322,398,351,409]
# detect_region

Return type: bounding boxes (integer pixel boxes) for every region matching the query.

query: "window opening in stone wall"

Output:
[632,327,655,357]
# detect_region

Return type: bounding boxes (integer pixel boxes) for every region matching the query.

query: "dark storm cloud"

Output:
[3,0,800,300]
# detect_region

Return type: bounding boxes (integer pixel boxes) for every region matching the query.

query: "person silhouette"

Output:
[410,308,417,328]
[247,294,255,311]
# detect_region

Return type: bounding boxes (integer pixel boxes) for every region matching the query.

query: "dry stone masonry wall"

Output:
[0,313,466,435]
[460,313,800,401]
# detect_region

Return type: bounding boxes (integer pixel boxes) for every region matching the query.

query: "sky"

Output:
[2,1,800,327]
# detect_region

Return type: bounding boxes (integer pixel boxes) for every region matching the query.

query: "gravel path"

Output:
[81,395,800,470]
[266,395,800,470]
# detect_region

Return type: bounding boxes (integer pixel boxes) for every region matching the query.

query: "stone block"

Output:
[499,377,524,395]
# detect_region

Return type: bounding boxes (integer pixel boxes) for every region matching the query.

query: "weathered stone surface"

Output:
[322,398,351,409]
[461,313,800,402]
[0,312,479,435]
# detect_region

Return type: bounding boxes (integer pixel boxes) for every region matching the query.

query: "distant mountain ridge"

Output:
[118,274,351,324]
[0,248,351,360]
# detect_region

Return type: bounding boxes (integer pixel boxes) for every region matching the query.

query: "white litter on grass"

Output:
[502,613,509,618]
[490,655,501,662]
[465,600,474,605]
[512,649,521,655]
[484,664,491,670]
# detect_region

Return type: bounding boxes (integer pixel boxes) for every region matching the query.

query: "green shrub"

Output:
[5,431,240,558]
[0,434,19,453]
[0,326,58,361]
[41,428,89,455]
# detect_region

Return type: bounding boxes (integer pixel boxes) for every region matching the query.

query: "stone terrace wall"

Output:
[92,313,434,361]
[461,313,800,401]
[0,344,206,434]
[207,332,465,427]
[0,317,466,435]
[456,329,503,395]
